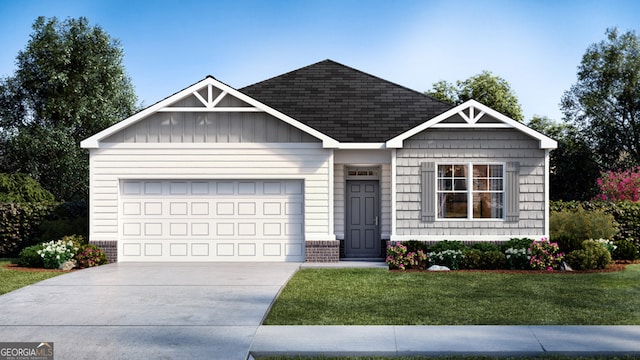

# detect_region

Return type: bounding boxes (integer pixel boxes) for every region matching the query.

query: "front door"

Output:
[345,180,380,258]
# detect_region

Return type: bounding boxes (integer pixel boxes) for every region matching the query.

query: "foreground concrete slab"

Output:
[531,326,640,355]
[0,262,300,360]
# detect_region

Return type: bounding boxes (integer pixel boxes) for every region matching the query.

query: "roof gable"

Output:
[240,60,453,143]
[81,76,338,148]
[386,100,557,149]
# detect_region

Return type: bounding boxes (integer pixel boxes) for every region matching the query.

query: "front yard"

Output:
[0,258,64,295]
[264,265,640,325]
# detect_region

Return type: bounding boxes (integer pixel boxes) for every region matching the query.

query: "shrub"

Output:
[565,240,613,270]
[504,247,532,270]
[551,200,640,254]
[0,202,57,256]
[529,238,564,271]
[386,242,428,271]
[428,240,468,253]
[429,249,464,270]
[75,244,108,268]
[500,237,535,251]
[612,239,639,261]
[481,251,507,270]
[37,239,79,269]
[17,243,45,268]
[461,249,482,269]
[550,205,617,252]
[595,167,640,202]
[402,240,429,253]
[470,242,501,252]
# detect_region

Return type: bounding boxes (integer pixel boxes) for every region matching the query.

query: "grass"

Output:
[0,258,64,295]
[264,265,640,325]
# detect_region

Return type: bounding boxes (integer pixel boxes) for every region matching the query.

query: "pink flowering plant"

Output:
[75,244,108,268]
[386,242,428,270]
[529,238,564,271]
[595,166,640,202]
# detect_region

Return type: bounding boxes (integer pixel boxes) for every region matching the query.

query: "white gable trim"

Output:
[386,100,558,149]
[80,77,339,149]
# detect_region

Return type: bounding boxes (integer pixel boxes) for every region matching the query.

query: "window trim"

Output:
[435,162,506,221]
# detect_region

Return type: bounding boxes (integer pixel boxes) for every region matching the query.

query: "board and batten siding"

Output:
[333,163,391,240]
[88,144,332,243]
[102,111,320,144]
[395,128,546,241]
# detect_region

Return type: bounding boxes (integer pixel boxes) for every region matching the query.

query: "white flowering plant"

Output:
[428,249,464,270]
[37,239,79,269]
[594,239,617,255]
[504,247,532,270]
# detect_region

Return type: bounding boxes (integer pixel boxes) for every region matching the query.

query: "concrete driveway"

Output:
[0,262,300,359]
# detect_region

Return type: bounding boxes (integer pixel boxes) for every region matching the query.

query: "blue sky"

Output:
[1,0,639,122]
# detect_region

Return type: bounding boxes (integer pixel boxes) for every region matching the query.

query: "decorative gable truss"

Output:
[81,76,338,148]
[386,100,557,149]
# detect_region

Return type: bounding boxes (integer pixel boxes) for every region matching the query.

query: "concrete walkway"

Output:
[2,261,640,359]
[0,262,300,359]
[250,325,640,358]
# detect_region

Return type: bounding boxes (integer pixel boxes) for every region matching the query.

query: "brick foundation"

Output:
[90,240,118,263]
[305,240,340,262]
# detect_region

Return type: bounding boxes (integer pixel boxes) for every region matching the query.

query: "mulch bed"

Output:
[391,261,637,274]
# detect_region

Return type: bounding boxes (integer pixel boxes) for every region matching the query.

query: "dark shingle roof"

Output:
[240,60,453,142]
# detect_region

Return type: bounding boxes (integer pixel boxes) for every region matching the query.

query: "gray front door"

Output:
[345,180,380,258]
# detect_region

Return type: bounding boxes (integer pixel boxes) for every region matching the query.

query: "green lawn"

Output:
[264,265,640,325]
[0,259,64,295]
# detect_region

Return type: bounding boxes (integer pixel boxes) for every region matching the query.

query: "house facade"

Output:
[81,60,556,262]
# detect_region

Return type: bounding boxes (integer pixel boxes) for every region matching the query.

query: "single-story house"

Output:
[81,60,557,263]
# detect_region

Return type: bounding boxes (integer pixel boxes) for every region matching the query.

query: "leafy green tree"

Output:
[0,16,137,200]
[527,116,599,200]
[561,28,640,171]
[427,70,524,121]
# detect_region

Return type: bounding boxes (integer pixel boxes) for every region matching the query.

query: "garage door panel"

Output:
[119,180,304,261]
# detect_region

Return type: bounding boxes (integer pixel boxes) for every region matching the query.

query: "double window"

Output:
[436,163,504,219]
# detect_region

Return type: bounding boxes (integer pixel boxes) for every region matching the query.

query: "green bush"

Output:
[386,242,428,271]
[470,242,501,252]
[565,240,613,271]
[551,200,640,254]
[481,251,507,270]
[17,243,45,268]
[75,244,108,268]
[0,202,57,256]
[0,173,55,203]
[500,238,534,252]
[402,240,429,253]
[550,205,617,253]
[428,240,468,253]
[461,249,483,269]
[38,238,79,269]
[613,239,639,261]
[504,247,532,270]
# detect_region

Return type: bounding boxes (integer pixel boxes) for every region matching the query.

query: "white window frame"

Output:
[435,162,505,221]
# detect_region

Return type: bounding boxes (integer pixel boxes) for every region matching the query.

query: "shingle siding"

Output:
[395,128,546,239]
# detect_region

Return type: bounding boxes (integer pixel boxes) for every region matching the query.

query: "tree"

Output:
[527,116,600,200]
[426,70,524,121]
[561,28,640,171]
[0,16,137,200]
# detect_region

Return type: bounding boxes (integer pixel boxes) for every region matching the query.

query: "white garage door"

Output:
[118,180,305,262]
